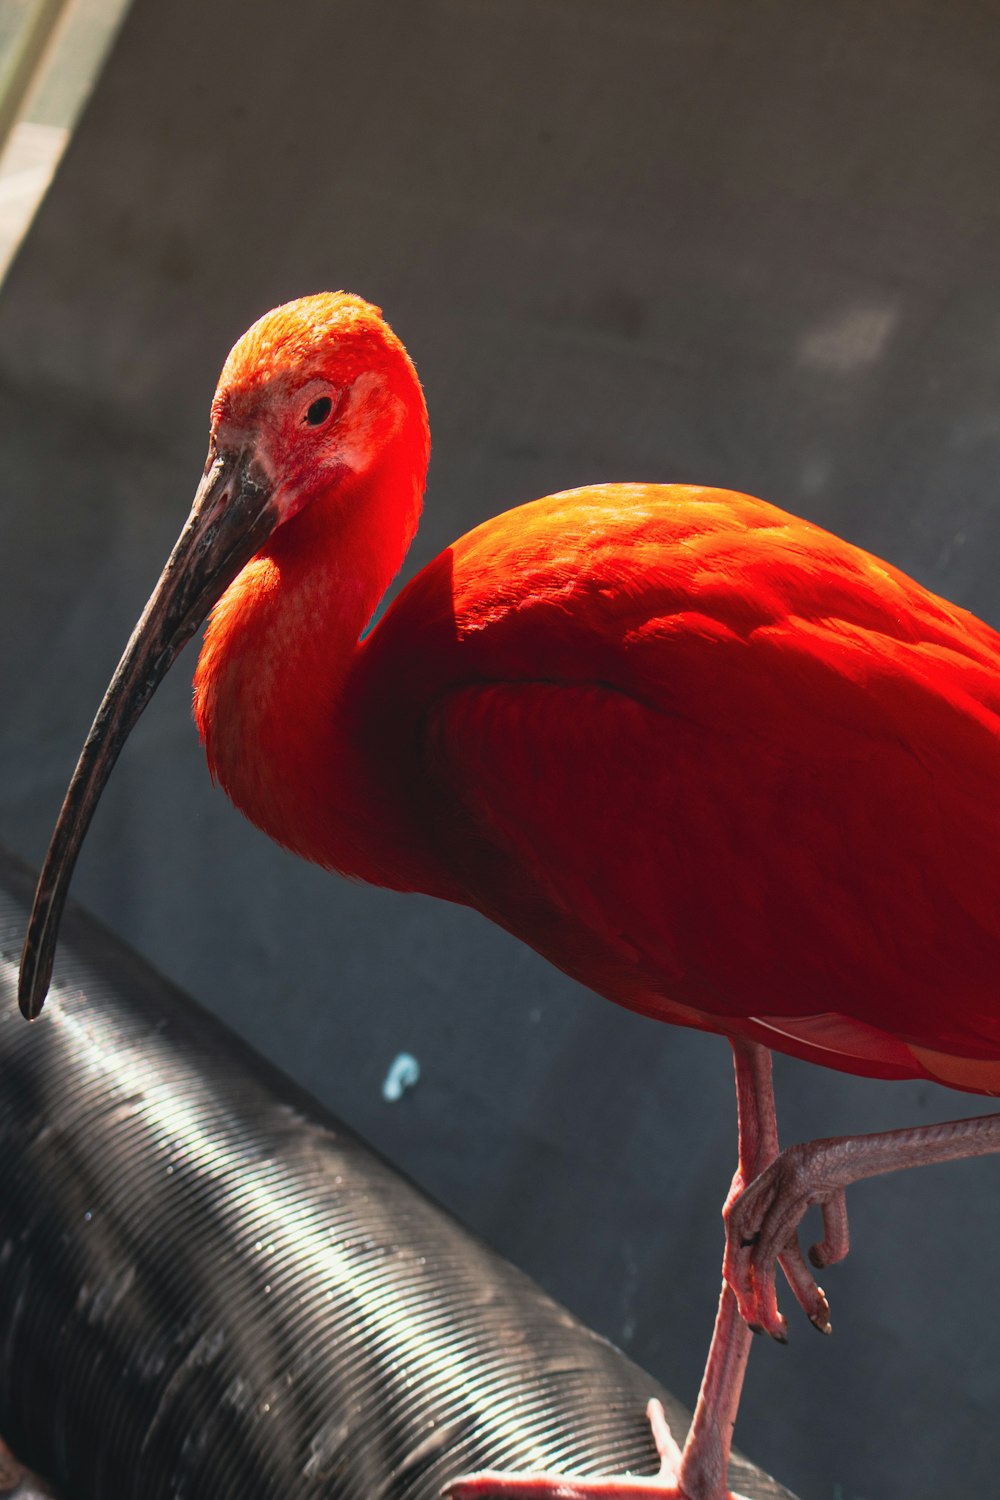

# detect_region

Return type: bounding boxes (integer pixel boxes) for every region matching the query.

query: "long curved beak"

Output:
[18,446,280,1020]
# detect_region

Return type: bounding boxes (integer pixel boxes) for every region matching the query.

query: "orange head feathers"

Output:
[210,292,429,530]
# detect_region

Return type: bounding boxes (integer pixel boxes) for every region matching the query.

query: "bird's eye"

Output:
[304,395,334,427]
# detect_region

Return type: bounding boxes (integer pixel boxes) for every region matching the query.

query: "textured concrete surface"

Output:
[1,3,999,1497]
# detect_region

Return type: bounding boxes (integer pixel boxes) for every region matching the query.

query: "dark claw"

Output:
[808,1244,826,1269]
[748,1322,764,1336]
[740,1231,761,1249]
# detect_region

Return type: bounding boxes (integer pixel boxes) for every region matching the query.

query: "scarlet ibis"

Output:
[18,293,1000,1499]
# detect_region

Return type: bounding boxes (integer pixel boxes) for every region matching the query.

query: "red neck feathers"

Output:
[193,353,430,885]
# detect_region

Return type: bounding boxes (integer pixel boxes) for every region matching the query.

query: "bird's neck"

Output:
[193,414,430,884]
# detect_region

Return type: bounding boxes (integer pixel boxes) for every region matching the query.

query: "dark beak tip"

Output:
[18,982,38,1023]
[17,943,49,1021]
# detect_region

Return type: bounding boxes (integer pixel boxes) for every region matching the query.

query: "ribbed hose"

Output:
[0,851,791,1499]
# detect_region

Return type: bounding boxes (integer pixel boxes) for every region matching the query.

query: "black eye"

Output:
[304,395,333,426]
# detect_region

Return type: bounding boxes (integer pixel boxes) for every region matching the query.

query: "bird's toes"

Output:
[723,1235,788,1342]
[725,1175,827,1341]
[808,1189,851,1270]
[743,1287,788,1343]
[778,1238,832,1335]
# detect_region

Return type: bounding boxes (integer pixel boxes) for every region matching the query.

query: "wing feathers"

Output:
[412,488,1000,1064]
[368,485,1000,1076]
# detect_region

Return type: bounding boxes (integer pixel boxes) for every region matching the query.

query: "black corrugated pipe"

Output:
[0,850,793,1500]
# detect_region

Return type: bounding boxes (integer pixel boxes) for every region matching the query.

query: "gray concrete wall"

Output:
[2,3,1000,1496]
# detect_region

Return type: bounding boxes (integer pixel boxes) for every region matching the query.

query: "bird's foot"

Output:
[723,1139,851,1341]
[442,1399,748,1499]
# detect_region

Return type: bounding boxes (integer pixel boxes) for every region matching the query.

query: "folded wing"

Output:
[378,485,1000,1085]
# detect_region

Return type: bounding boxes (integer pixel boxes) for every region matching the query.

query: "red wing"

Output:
[422,577,1000,1074]
[368,484,1000,1081]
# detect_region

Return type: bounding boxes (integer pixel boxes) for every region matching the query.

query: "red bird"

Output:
[19,294,1000,1500]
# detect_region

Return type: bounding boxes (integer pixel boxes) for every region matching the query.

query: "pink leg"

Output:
[675,1039,774,1497]
[725,1108,1000,1340]
[444,1038,779,1500]
[444,1399,684,1497]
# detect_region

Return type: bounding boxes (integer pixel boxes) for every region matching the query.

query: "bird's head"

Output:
[18,293,425,1021]
[211,292,425,528]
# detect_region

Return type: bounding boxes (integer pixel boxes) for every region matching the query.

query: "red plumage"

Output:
[198,462,1000,1093]
[27,292,1000,1500]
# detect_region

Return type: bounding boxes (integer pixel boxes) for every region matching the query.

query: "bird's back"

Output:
[356,484,1000,1093]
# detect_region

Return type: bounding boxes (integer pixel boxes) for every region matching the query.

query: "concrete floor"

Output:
[1,3,1000,1497]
